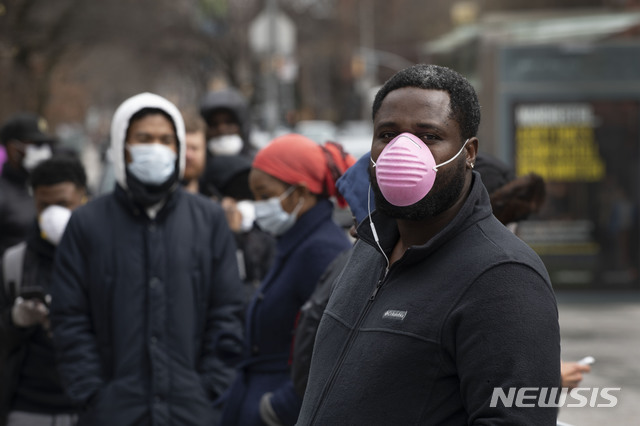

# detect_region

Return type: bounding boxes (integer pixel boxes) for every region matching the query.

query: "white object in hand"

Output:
[578,356,595,365]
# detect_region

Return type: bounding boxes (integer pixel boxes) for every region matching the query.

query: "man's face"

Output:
[184,131,206,181]
[370,87,474,220]
[34,182,86,215]
[206,109,241,139]
[125,113,177,163]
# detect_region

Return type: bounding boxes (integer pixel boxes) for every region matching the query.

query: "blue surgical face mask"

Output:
[126,143,177,185]
[254,186,304,237]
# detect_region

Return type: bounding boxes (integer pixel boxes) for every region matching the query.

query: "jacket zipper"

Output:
[308,263,390,424]
[370,266,389,300]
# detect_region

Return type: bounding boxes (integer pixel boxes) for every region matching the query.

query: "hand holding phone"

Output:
[19,286,51,306]
[12,287,51,328]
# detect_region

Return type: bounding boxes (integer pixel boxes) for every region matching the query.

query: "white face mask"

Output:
[254,186,304,237]
[39,205,72,245]
[207,134,243,156]
[126,143,177,185]
[23,144,52,171]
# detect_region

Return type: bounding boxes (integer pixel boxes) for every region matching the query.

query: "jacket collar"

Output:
[114,183,182,221]
[275,198,336,258]
[357,171,493,263]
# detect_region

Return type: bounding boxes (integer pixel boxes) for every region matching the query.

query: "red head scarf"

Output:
[252,133,356,207]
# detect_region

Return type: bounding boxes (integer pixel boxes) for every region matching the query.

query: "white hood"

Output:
[110,92,186,189]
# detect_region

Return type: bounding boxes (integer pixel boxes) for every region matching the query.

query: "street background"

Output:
[1,2,639,422]
[556,291,640,426]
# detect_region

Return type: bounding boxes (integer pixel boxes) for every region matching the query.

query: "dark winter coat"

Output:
[0,224,77,425]
[219,199,351,426]
[297,173,561,425]
[197,89,276,305]
[0,165,36,256]
[50,186,245,426]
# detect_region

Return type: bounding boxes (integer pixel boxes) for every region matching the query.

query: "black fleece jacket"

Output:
[297,172,561,426]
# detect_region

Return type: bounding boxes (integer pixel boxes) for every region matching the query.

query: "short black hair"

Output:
[29,156,87,190]
[127,107,177,139]
[372,64,481,141]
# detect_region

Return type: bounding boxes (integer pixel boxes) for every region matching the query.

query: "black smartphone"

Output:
[19,286,50,306]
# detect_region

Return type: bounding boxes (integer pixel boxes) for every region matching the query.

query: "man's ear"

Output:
[465,137,478,169]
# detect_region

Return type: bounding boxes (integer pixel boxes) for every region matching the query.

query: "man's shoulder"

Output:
[473,215,537,256]
[468,217,550,280]
[69,192,121,225]
[0,175,23,196]
[80,191,117,210]
[434,217,548,289]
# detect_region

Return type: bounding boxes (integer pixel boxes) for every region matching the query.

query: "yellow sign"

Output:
[515,104,606,181]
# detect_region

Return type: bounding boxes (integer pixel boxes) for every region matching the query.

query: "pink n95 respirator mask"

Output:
[371,132,469,206]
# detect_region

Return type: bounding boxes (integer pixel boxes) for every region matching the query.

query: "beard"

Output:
[370,156,467,221]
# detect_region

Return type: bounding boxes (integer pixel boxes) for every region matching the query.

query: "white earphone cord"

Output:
[367,182,390,271]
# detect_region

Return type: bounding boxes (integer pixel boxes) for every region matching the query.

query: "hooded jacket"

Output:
[297,173,561,425]
[198,89,276,303]
[49,93,245,426]
[199,88,252,153]
[198,88,257,198]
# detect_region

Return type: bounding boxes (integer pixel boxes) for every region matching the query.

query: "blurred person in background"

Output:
[0,156,87,426]
[49,93,245,426]
[474,152,592,390]
[198,86,257,199]
[199,87,276,304]
[297,64,560,425]
[290,150,371,399]
[475,152,545,232]
[180,111,207,194]
[219,134,355,426]
[0,114,56,256]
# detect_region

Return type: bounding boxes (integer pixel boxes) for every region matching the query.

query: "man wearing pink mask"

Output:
[297,64,560,425]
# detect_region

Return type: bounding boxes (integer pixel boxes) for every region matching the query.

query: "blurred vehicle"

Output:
[293,120,337,144]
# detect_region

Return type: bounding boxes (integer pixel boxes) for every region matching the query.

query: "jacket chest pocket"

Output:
[364,300,443,344]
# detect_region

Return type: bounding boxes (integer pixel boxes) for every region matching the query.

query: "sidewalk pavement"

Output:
[554,290,640,426]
